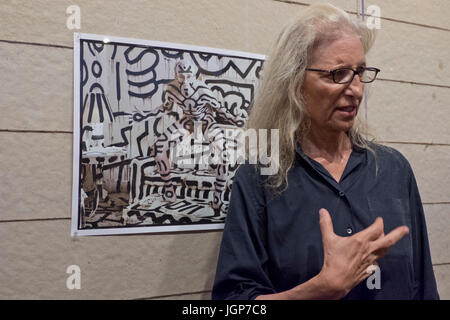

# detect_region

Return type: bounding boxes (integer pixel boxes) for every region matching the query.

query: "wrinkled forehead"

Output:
[309,32,366,67]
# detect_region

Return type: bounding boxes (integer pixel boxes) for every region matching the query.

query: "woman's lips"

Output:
[335,106,357,116]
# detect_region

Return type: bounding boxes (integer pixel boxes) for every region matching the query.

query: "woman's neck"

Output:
[300,127,352,163]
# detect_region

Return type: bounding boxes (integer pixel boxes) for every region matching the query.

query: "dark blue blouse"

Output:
[212,144,439,300]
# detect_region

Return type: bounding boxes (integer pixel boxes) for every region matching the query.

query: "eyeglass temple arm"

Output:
[305,68,330,72]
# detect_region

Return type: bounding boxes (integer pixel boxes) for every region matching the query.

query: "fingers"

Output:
[356,261,379,283]
[318,208,335,243]
[371,247,388,259]
[370,225,409,254]
[357,217,384,241]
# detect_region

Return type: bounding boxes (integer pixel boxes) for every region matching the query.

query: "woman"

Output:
[212,3,439,300]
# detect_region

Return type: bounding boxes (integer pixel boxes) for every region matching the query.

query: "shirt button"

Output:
[346,227,353,235]
[339,191,345,197]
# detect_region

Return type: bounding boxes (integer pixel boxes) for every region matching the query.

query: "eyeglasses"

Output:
[305,66,380,84]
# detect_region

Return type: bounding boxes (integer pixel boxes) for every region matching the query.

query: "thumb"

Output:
[319,208,335,243]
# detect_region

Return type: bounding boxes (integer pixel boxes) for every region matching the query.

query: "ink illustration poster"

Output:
[71,33,265,236]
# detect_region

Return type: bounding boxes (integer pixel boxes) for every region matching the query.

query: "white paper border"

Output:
[71,32,265,236]
[71,32,82,237]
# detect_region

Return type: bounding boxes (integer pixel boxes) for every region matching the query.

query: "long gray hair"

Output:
[247,3,377,190]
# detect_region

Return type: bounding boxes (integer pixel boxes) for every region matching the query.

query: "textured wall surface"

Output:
[0,0,448,299]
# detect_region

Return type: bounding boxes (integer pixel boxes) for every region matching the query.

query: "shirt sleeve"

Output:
[407,166,440,300]
[212,165,276,300]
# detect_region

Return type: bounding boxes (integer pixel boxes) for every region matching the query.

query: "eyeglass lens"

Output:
[334,68,377,83]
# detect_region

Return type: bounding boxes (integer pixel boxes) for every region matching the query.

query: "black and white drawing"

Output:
[71,33,265,235]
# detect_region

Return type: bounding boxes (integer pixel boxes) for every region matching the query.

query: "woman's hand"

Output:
[256,208,409,300]
[316,208,410,299]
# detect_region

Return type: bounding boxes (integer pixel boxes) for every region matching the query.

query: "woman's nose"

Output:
[347,74,364,99]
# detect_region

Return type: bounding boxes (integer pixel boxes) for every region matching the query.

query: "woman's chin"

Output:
[327,119,355,134]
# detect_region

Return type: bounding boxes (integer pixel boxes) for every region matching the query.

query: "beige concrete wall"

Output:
[0,0,448,299]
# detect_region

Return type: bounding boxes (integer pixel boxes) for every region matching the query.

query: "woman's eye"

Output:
[334,70,347,80]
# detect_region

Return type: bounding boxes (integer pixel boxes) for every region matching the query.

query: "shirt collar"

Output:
[295,141,368,171]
